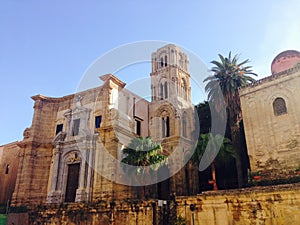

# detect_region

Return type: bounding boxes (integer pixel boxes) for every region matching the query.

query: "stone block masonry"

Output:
[8,183,300,225]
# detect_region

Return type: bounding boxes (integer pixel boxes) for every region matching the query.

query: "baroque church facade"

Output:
[8,44,198,206]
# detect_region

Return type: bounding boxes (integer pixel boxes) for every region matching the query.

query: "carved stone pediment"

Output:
[52,132,67,145]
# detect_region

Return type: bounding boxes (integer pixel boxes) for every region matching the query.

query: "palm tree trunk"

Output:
[231,125,244,188]
[211,161,218,190]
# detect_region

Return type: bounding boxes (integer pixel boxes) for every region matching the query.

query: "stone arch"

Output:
[158,50,167,68]
[158,78,169,100]
[266,89,294,119]
[155,104,176,138]
[155,104,176,118]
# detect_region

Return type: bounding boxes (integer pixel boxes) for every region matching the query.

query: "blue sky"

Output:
[1,0,300,145]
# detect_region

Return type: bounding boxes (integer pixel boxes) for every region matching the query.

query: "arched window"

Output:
[161,57,164,67]
[164,82,168,99]
[273,97,287,116]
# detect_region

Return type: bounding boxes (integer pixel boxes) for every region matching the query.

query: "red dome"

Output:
[271,50,300,74]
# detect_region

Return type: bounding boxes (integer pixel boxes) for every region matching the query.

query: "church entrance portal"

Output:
[65,163,80,202]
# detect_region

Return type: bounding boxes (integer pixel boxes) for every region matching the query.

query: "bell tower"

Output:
[149,44,198,197]
[150,44,192,106]
[149,44,194,141]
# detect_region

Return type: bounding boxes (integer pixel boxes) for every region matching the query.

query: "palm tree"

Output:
[204,52,257,187]
[192,133,235,190]
[121,136,167,197]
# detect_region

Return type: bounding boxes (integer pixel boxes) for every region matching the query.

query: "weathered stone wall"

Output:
[177,183,300,225]
[10,183,300,225]
[239,66,300,178]
[11,93,68,206]
[0,142,20,204]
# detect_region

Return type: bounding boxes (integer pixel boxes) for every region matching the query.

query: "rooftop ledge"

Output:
[240,62,300,90]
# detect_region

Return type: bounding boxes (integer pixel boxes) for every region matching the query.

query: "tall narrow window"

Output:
[273,97,287,116]
[182,115,187,138]
[72,119,80,136]
[162,118,165,138]
[161,57,164,67]
[160,83,164,100]
[164,82,168,99]
[162,116,170,138]
[165,55,168,67]
[166,117,170,137]
[5,164,9,174]
[55,124,63,135]
[136,120,141,136]
[95,115,102,128]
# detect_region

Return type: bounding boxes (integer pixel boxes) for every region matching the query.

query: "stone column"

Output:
[46,145,62,203]
[86,139,95,202]
[51,146,61,191]
[76,150,87,202]
[79,154,86,189]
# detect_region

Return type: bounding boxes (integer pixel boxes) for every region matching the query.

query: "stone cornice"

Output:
[31,86,104,103]
[31,94,75,102]
[240,62,300,91]
[99,74,126,88]
[17,139,53,149]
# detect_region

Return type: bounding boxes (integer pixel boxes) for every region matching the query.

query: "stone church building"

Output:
[240,50,300,178]
[4,44,198,207]
[1,45,300,212]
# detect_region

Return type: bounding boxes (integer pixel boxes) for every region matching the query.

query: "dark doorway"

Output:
[157,165,170,200]
[65,163,80,202]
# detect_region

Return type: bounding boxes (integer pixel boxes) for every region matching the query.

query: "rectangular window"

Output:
[162,117,170,138]
[95,115,102,128]
[72,119,80,136]
[55,124,63,135]
[134,117,143,136]
[136,120,141,136]
[166,117,170,137]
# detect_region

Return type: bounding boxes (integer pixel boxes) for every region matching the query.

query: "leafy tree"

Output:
[195,101,211,134]
[121,136,167,197]
[195,101,232,138]
[204,52,257,187]
[192,133,236,190]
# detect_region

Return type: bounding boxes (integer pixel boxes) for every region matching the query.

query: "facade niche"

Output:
[72,119,80,136]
